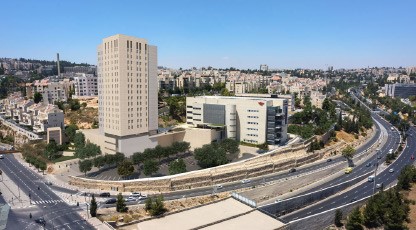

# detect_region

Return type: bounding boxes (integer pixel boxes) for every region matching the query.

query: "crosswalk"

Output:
[31,199,66,204]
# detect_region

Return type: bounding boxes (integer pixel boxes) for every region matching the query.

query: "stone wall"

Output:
[69,127,376,193]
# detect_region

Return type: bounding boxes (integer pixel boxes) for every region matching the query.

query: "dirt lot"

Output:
[99,193,229,228]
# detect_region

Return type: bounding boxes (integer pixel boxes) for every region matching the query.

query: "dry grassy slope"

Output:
[64,107,98,129]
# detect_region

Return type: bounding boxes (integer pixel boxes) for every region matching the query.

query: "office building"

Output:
[186,96,288,145]
[97,34,158,155]
[259,64,269,71]
[385,83,416,98]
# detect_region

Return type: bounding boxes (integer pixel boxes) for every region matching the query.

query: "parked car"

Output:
[326,158,332,162]
[289,168,296,173]
[44,181,52,186]
[275,199,283,203]
[35,217,46,225]
[241,179,251,184]
[99,192,110,197]
[216,184,223,189]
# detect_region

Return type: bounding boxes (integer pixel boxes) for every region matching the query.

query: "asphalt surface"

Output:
[281,125,415,223]
[278,90,413,223]
[0,155,92,230]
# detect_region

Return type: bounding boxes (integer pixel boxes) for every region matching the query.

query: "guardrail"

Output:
[259,171,372,217]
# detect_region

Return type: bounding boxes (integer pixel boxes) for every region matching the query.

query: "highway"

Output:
[0,154,92,230]
[281,125,415,223]
[258,112,399,215]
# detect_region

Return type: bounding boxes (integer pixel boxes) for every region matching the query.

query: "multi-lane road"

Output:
[282,125,415,224]
[0,154,92,230]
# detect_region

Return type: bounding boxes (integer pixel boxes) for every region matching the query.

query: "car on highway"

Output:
[389,168,394,173]
[411,155,415,160]
[289,168,296,173]
[104,198,117,204]
[366,162,372,167]
[35,217,46,225]
[326,158,332,162]
[377,155,382,159]
[130,192,141,197]
[216,184,223,189]
[126,197,137,202]
[368,175,375,182]
[137,194,148,200]
[0,154,4,159]
[344,167,352,174]
[376,183,383,189]
[99,192,111,197]
[350,198,357,203]
[241,179,251,184]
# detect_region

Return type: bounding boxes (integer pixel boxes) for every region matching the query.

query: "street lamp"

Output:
[86,203,90,219]
[372,162,379,196]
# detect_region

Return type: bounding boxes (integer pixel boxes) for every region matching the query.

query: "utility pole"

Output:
[372,162,379,196]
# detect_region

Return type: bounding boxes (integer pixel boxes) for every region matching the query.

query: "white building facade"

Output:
[186,96,288,145]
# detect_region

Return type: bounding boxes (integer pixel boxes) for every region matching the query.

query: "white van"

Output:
[388,149,393,154]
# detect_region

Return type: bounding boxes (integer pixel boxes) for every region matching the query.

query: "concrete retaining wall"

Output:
[69,128,375,193]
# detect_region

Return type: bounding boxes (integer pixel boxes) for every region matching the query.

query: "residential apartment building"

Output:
[0,93,64,134]
[73,73,98,96]
[97,34,158,156]
[385,83,416,98]
[186,96,288,145]
[26,79,72,103]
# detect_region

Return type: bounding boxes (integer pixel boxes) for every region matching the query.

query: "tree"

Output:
[65,124,78,142]
[33,92,43,104]
[78,159,92,176]
[145,197,153,211]
[44,140,59,160]
[149,195,167,216]
[220,88,231,96]
[342,145,356,166]
[397,165,416,190]
[334,209,343,227]
[90,194,97,217]
[117,160,135,177]
[168,159,187,175]
[116,193,127,212]
[132,152,145,165]
[346,207,363,230]
[219,138,240,155]
[73,132,85,149]
[93,156,106,169]
[194,144,228,168]
[143,160,159,176]
[114,152,125,164]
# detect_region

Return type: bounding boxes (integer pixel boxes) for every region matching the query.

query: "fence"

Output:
[259,171,372,217]
[231,192,257,208]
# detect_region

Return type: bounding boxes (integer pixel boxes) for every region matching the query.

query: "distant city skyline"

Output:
[1,0,415,70]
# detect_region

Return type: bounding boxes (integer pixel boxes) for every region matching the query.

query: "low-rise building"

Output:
[186,96,288,145]
[73,73,98,96]
[33,104,64,133]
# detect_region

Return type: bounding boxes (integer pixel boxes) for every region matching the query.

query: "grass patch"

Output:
[52,155,78,163]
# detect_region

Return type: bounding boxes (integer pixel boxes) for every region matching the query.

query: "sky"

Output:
[1,0,415,69]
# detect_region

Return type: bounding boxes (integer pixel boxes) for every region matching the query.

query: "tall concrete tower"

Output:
[97,34,158,156]
[56,53,61,76]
